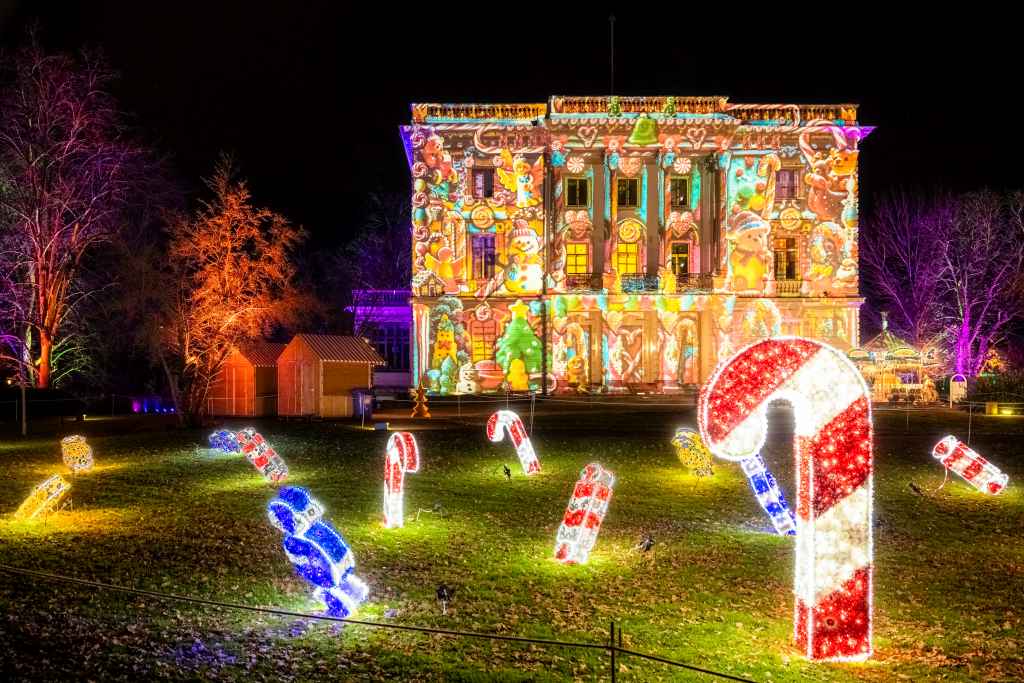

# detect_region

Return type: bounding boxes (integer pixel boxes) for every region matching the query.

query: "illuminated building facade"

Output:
[401,96,870,395]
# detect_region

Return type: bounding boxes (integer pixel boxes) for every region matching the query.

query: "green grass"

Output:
[1,406,1022,681]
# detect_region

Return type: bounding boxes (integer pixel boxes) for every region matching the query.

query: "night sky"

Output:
[0,4,1016,250]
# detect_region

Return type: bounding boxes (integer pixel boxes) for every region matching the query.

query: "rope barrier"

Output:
[0,563,756,681]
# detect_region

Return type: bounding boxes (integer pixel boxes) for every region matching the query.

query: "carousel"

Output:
[848,313,940,403]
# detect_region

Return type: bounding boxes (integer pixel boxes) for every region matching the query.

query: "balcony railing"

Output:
[621,275,661,293]
[675,273,714,293]
[564,272,602,290]
[776,278,802,297]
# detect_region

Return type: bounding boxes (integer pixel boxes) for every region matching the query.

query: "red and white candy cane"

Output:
[698,337,873,661]
[384,432,420,528]
[932,435,1008,494]
[486,410,541,475]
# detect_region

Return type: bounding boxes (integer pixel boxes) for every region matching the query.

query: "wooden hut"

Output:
[277,334,385,418]
[208,342,287,416]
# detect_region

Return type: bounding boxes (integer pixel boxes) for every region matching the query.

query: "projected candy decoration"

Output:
[486,410,540,475]
[267,486,368,617]
[554,463,615,564]
[670,427,714,476]
[699,337,873,661]
[60,435,94,473]
[237,428,288,482]
[16,474,71,519]
[208,429,240,453]
[384,432,420,528]
[932,435,1008,494]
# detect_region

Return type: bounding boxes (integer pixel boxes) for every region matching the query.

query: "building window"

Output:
[370,324,410,371]
[669,242,689,276]
[469,318,498,362]
[669,177,690,209]
[773,237,798,280]
[776,169,799,200]
[565,177,590,208]
[472,234,496,279]
[615,241,639,275]
[473,169,494,199]
[616,177,639,208]
[566,242,589,275]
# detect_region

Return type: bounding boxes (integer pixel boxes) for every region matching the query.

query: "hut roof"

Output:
[294,334,385,365]
[239,342,288,368]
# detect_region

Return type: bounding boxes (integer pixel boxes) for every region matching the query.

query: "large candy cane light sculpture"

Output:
[16,474,71,519]
[61,435,94,473]
[932,436,1008,494]
[267,486,368,618]
[698,337,873,661]
[554,463,615,564]
[486,410,540,475]
[384,432,420,528]
[237,428,288,482]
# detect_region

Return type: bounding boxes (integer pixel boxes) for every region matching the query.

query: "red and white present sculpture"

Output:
[236,428,288,483]
[699,337,873,661]
[554,463,615,564]
[384,432,420,528]
[486,410,541,475]
[932,435,1008,495]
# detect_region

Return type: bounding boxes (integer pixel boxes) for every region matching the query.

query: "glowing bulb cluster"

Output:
[699,337,873,662]
[932,436,1008,494]
[384,432,420,528]
[267,486,368,617]
[237,428,288,482]
[16,474,71,519]
[486,410,540,475]
[671,427,714,476]
[554,463,615,564]
[60,435,94,473]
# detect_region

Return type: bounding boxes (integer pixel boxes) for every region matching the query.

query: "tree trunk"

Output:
[37,330,52,388]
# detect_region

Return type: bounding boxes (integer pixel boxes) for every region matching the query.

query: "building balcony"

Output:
[564,272,602,290]
[776,278,802,297]
[675,273,714,293]
[621,275,661,293]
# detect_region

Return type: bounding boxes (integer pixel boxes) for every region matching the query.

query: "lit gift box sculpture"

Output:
[486,410,540,475]
[384,432,420,528]
[237,428,288,482]
[60,435,94,473]
[699,337,873,661]
[208,429,240,453]
[932,435,1008,494]
[670,427,714,476]
[554,463,615,564]
[267,486,368,618]
[16,474,71,519]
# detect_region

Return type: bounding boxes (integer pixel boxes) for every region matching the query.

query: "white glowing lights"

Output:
[384,432,420,528]
[554,463,615,564]
[932,435,1008,494]
[699,337,873,661]
[267,486,368,617]
[16,474,71,519]
[61,435,94,473]
[486,410,540,475]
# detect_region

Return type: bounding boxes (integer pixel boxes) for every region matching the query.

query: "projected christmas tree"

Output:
[495,300,542,390]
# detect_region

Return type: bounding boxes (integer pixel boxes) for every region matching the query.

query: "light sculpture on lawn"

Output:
[698,337,873,661]
[267,486,368,617]
[16,474,71,519]
[236,428,288,482]
[60,435,94,473]
[554,463,615,564]
[384,432,420,528]
[932,435,1008,494]
[486,410,540,475]
[208,429,240,453]
[670,427,714,476]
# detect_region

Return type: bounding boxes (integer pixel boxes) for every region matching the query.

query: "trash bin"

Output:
[351,389,374,419]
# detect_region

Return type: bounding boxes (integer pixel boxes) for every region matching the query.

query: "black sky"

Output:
[0,3,1018,249]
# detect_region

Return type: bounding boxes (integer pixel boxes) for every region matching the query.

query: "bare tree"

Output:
[0,37,144,387]
[158,158,307,425]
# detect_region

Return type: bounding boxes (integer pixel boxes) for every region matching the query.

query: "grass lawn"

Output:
[1,403,1022,681]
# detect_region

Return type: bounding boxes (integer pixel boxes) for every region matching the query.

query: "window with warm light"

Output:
[566,242,589,274]
[669,242,690,276]
[565,178,590,208]
[616,177,639,208]
[773,237,798,280]
[669,177,690,209]
[615,242,639,275]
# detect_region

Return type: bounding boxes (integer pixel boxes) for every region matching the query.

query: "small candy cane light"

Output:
[486,410,540,475]
[384,432,420,528]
